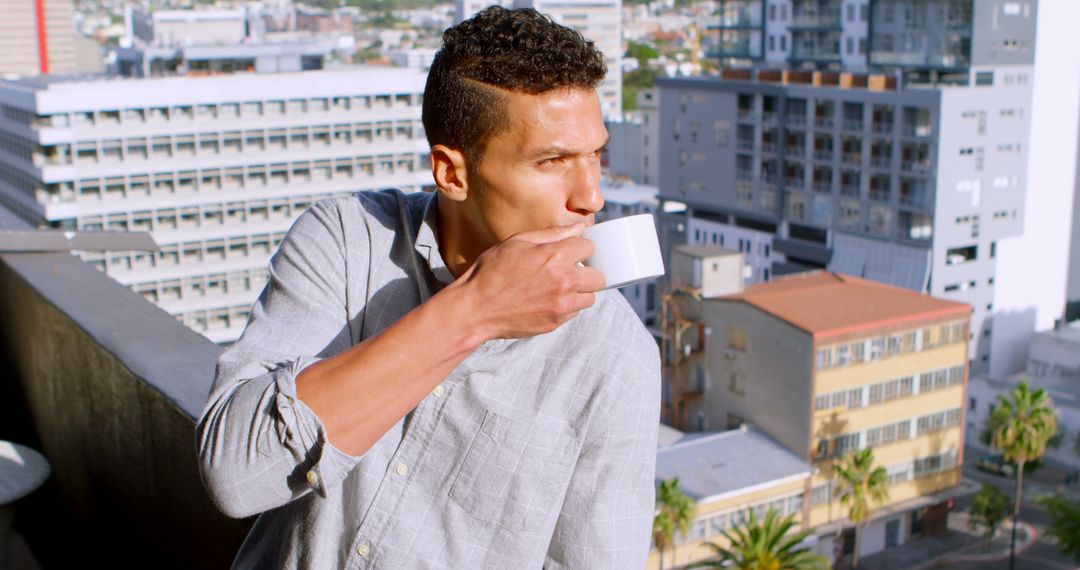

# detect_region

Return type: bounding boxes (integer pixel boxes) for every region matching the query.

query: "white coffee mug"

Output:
[582,213,665,290]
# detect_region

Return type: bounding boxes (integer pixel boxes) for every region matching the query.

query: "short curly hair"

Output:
[422,6,607,166]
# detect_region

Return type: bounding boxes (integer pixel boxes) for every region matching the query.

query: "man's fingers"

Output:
[512,222,585,245]
[576,266,606,293]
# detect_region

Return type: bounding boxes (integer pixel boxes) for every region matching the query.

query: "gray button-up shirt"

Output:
[197,189,661,569]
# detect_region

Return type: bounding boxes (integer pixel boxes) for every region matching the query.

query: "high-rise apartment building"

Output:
[0,65,430,343]
[665,256,971,563]
[0,0,77,76]
[456,0,623,121]
[660,0,1037,373]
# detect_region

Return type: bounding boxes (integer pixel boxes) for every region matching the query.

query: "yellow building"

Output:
[660,266,971,566]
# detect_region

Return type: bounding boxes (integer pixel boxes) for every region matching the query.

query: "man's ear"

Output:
[430,145,470,202]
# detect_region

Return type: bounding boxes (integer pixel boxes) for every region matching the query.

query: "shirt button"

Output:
[357,543,371,557]
[306,470,319,486]
[396,463,409,476]
[432,384,445,397]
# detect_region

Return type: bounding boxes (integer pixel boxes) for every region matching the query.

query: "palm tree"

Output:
[687,508,829,570]
[833,448,889,568]
[654,477,695,570]
[989,380,1059,570]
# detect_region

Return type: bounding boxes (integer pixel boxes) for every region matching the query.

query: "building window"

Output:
[780,35,788,51]
[817,347,832,369]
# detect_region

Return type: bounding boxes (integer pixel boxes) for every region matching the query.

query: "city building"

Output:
[0,0,78,76]
[967,320,1079,469]
[0,65,430,343]
[659,0,1038,374]
[665,263,971,562]
[456,0,623,121]
[649,425,817,568]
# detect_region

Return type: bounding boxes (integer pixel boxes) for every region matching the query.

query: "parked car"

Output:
[976,454,1015,477]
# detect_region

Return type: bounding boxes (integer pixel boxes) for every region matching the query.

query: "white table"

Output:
[0,442,50,570]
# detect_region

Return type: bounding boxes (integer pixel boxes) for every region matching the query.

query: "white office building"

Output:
[0,66,431,343]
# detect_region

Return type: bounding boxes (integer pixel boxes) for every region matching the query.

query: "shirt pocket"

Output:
[449,409,578,532]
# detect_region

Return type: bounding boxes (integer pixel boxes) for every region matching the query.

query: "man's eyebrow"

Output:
[527,136,611,159]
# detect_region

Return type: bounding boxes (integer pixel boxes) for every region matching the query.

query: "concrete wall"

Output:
[0,252,248,569]
[700,300,813,456]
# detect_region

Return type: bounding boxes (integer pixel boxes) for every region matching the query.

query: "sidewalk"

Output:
[852,482,1036,570]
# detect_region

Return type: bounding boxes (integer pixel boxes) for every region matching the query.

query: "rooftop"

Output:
[1034,320,1080,346]
[718,271,970,340]
[655,426,812,504]
[673,243,739,259]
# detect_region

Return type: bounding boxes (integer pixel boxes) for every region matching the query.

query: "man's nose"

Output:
[568,164,604,215]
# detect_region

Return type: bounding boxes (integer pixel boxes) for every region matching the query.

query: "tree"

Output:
[989,380,1059,570]
[1035,495,1080,564]
[687,509,829,570]
[968,483,1011,545]
[654,477,695,570]
[833,448,889,568]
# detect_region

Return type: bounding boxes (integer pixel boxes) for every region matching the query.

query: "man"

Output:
[197,6,661,568]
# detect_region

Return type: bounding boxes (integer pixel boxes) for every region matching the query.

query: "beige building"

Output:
[0,0,77,76]
[662,258,972,564]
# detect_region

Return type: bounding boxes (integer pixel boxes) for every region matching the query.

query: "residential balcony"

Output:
[902,124,933,138]
[902,160,933,173]
[872,122,894,135]
[761,112,779,124]
[842,119,864,132]
[736,170,754,181]
[785,146,806,158]
[840,184,860,198]
[786,114,808,127]
[788,12,842,29]
[870,156,892,169]
[869,189,891,203]
[737,139,755,151]
[814,117,835,129]
[761,142,779,153]
[813,150,833,161]
[841,153,862,165]
[812,181,832,193]
[737,109,757,122]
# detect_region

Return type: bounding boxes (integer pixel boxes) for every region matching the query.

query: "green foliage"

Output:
[989,380,1059,467]
[1036,495,1080,563]
[654,478,696,569]
[687,509,829,570]
[626,41,660,65]
[968,483,1010,541]
[833,448,889,567]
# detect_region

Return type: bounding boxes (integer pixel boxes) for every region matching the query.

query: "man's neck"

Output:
[436,192,491,279]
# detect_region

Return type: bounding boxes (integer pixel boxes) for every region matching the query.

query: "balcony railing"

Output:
[841,153,862,165]
[812,181,832,193]
[902,124,933,138]
[842,119,864,132]
[0,245,248,568]
[872,122,894,135]
[870,156,892,169]
[737,139,755,151]
[840,184,861,198]
[761,142,778,153]
[813,150,833,161]
[786,114,807,127]
[737,109,756,121]
[814,117,835,129]
[736,170,754,181]
[901,160,933,173]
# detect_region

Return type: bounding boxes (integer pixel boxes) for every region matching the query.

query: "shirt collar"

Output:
[414,191,455,286]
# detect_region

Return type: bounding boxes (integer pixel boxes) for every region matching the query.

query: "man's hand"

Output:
[451,223,607,341]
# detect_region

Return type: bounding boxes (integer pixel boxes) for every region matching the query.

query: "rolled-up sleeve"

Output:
[543,346,661,569]
[196,200,365,519]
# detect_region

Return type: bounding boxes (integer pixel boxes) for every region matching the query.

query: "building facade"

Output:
[0,67,430,343]
[705,271,970,560]
[660,0,1038,374]
[0,0,77,76]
